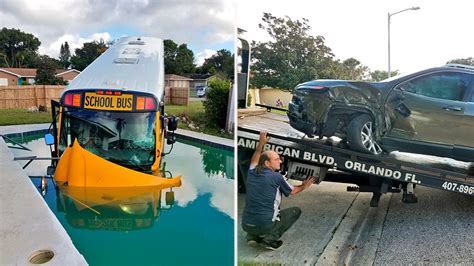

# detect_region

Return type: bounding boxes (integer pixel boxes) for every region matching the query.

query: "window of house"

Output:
[401,72,473,101]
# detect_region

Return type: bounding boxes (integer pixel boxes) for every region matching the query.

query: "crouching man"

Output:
[242,131,315,250]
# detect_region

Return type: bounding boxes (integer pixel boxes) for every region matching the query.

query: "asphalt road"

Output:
[237,181,474,265]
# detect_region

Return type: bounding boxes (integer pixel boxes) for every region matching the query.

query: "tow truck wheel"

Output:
[347,114,383,155]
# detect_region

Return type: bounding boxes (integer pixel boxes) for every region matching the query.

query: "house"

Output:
[0,68,80,86]
[0,68,36,86]
[164,74,193,88]
[55,69,81,83]
[186,73,214,89]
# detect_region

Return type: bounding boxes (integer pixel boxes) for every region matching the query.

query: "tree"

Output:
[35,55,66,85]
[199,49,234,79]
[369,70,400,81]
[59,41,71,69]
[175,44,195,74]
[70,40,108,71]
[164,39,178,74]
[331,58,369,80]
[251,13,335,90]
[0,27,41,67]
[203,78,231,129]
[14,50,39,68]
[163,39,196,75]
[200,148,226,177]
[447,57,474,66]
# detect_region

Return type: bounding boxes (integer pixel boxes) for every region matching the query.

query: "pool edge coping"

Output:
[0,135,88,265]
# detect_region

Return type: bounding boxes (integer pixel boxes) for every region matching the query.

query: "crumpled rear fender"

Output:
[319,83,385,137]
[291,80,388,137]
[325,104,385,138]
[329,82,383,108]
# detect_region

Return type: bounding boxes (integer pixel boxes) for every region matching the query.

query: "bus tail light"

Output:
[136,96,156,110]
[145,97,155,110]
[136,97,145,109]
[63,92,81,107]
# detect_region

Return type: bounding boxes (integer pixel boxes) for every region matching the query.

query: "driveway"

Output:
[237,181,474,264]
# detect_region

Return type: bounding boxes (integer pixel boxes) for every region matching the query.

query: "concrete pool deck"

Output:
[0,123,233,265]
[174,128,234,150]
[0,123,87,265]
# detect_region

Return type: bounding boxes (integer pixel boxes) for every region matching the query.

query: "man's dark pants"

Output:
[242,207,301,242]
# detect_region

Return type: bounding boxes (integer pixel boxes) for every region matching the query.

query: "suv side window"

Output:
[402,72,471,101]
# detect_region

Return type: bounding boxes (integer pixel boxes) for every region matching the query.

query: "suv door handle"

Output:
[442,106,462,112]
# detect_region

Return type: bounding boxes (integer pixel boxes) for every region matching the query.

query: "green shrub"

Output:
[203,78,231,129]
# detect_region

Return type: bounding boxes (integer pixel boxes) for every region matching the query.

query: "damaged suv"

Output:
[287,64,474,162]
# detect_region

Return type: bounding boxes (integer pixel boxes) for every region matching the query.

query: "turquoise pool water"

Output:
[6,132,234,266]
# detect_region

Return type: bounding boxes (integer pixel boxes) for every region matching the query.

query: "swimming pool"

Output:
[6,131,234,265]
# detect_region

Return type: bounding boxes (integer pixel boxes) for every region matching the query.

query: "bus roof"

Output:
[64,36,164,100]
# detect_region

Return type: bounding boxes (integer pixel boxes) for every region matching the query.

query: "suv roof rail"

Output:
[444,63,474,70]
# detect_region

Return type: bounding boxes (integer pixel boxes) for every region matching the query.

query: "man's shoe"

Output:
[247,240,259,247]
[261,240,283,250]
[247,237,263,248]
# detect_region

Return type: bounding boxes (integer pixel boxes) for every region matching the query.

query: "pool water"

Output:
[7,132,234,266]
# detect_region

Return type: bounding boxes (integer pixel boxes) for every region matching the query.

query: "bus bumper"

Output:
[54,140,181,188]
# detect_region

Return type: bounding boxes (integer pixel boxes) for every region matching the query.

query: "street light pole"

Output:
[387,6,420,78]
[388,13,391,78]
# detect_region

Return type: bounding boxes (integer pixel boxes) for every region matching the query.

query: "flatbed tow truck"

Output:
[237,107,474,207]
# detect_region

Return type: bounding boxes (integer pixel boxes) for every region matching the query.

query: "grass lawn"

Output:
[0,109,52,126]
[166,101,233,139]
[270,105,288,115]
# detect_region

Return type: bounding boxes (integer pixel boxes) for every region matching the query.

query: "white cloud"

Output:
[196,49,217,66]
[0,0,234,59]
[47,33,111,58]
[173,179,199,208]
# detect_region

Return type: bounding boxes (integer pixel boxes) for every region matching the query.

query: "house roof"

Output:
[55,69,81,76]
[187,73,213,80]
[0,68,80,78]
[0,68,37,77]
[165,74,193,81]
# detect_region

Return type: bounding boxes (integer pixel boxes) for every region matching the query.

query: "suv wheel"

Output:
[347,114,383,155]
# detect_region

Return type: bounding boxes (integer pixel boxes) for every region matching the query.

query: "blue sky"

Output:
[0,0,235,66]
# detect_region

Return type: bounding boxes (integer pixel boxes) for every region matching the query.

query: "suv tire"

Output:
[347,114,383,155]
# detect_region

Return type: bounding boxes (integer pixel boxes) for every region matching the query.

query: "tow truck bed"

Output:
[237,110,473,202]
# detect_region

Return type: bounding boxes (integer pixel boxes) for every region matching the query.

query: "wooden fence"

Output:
[0,85,64,109]
[0,85,189,109]
[165,87,189,105]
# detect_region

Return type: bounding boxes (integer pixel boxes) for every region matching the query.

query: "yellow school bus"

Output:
[50,37,180,187]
